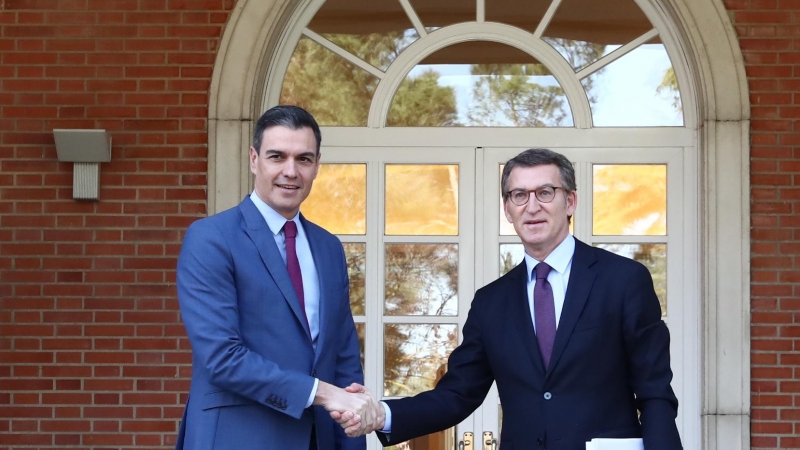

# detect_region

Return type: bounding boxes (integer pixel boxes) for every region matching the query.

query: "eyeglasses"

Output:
[505,186,565,206]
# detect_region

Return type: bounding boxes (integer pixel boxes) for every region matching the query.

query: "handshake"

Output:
[315,381,385,438]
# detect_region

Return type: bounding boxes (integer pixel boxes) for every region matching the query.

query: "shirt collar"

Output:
[249,191,300,236]
[524,234,575,283]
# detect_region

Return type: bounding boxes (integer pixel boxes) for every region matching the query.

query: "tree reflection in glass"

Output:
[385,165,458,236]
[307,0,420,71]
[343,243,366,315]
[302,164,366,235]
[593,164,666,236]
[355,322,365,373]
[500,244,525,276]
[384,244,458,316]
[280,37,378,126]
[384,323,457,396]
[388,42,574,127]
[580,43,683,126]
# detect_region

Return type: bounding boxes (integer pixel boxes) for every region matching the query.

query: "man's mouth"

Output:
[276,184,300,191]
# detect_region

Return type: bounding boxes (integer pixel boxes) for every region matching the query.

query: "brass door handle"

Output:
[483,431,497,450]
[458,431,474,450]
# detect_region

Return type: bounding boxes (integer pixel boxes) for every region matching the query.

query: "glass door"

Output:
[302,146,477,450]
[303,144,690,449]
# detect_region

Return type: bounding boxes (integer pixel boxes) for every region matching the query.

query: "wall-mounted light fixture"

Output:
[53,129,111,201]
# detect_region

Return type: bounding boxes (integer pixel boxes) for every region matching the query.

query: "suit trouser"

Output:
[308,424,316,450]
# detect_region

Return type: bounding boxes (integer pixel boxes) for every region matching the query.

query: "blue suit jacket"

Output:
[378,239,681,450]
[175,197,365,450]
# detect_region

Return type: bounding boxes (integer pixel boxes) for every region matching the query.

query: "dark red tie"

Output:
[534,262,556,369]
[283,221,307,325]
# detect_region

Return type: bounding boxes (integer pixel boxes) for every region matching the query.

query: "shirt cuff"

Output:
[380,401,392,433]
[305,378,319,408]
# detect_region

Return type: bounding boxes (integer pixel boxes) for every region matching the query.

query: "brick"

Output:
[738,11,792,22]
[82,433,133,445]
[88,0,137,9]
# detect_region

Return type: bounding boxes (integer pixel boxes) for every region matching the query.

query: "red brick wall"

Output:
[0,0,233,448]
[726,0,800,448]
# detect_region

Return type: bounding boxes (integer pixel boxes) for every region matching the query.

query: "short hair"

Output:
[501,148,576,201]
[252,105,322,154]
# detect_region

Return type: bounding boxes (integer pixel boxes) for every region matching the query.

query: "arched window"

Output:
[208,0,751,448]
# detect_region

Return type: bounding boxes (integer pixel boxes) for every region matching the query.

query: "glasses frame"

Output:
[505,186,566,206]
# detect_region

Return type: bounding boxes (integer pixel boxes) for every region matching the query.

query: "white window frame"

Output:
[206,0,751,448]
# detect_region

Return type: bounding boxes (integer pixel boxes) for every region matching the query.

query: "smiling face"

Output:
[503,164,577,260]
[249,125,320,219]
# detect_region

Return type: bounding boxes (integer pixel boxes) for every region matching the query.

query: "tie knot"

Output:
[283,220,298,239]
[534,262,551,280]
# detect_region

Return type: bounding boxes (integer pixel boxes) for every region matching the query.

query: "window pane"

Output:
[543,0,653,70]
[307,0,420,71]
[596,244,667,316]
[500,244,525,276]
[355,322,365,374]
[343,243,366,315]
[581,43,683,126]
[593,164,666,235]
[486,0,549,34]
[279,37,378,126]
[384,244,458,316]
[408,0,474,32]
[385,165,458,235]
[303,164,366,235]
[384,323,457,396]
[387,42,573,127]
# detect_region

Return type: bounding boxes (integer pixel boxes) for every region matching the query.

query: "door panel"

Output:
[303,147,476,450]
[304,146,690,449]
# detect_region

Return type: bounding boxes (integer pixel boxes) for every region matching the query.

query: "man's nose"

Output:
[525,193,542,213]
[282,160,298,177]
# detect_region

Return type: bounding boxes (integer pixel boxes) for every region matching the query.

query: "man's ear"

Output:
[248,147,258,173]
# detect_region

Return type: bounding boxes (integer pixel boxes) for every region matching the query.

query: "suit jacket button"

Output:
[543,392,552,400]
[537,437,544,446]
[312,371,317,377]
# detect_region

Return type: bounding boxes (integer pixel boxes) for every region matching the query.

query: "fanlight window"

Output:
[279,0,684,127]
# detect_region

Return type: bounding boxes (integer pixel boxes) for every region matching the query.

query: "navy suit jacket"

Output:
[175,197,365,450]
[379,239,681,450]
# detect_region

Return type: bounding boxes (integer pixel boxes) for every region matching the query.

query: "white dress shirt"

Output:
[380,234,577,433]
[250,191,321,407]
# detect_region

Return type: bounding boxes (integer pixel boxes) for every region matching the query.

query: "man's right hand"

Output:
[314,381,383,437]
[328,383,385,437]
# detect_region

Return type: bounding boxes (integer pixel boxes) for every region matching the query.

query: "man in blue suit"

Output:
[337,149,682,450]
[175,105,378,450]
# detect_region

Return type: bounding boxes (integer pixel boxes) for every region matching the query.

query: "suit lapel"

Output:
[508,261,547,375]
[546,239,597,379]
[301,214,331,363]
[239,198,311,338]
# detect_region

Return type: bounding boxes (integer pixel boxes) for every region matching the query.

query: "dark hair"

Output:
[252,105,322,154]
[501,148,576,200]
